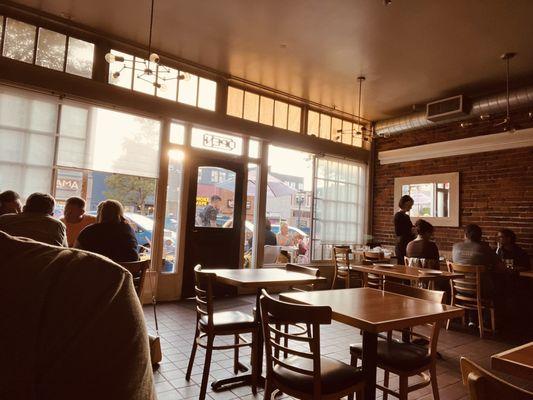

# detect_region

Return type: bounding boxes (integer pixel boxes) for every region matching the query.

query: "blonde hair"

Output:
[97,199,126,224]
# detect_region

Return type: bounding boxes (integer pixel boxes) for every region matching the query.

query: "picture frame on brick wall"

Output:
[394,172,459,227]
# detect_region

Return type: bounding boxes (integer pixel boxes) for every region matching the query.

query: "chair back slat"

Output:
[119,259,151,299]
[460,357,533,400]
[193,265,215,327]
[260,289,330,395]
[332,246,351,288]
[285,263,320,291]
[447,262,486,306]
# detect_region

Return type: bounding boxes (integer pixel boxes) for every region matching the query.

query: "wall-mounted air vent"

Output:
[426,95,467,122]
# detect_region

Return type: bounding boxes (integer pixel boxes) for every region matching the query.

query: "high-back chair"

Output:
[332,246,362,289]
[285,263,320,291]
[460,357,533,400]
[362,250,387,289]
[260,289,365,400]
[446,261,495,338]
[185,265,258,400]
[118,259,151,299]
[350,282,445,400]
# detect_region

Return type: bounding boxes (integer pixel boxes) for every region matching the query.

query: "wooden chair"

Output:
[186,265,258,400]
[260,289,365,400]
[118,259,151,299]
[460,357,533,400]
[350,282,445,400]
[332,246,363,289]
[286,263,320,291]
[446,261,495,338]
[363,251,387,289]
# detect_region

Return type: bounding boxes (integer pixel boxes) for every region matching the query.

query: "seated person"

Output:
[75,200,139,263]
[264,219,277,246]
[0,190,22,215]
[0,231,155,400]
[406,219,439,268]
[496,229,531,270]
[0,192,67,246]
[60,196,97,247]
[276,222,293,246]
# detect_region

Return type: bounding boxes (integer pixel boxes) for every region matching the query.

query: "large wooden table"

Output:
[351,264,463,285]
[202,268,325,391]
[280,287,463,400]
[520,270,533,279]
[491,342,533,381]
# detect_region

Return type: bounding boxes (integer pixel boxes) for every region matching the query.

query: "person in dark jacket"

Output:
[496,229,530,270]
[264,219,277,246]
[394,195,415,265]
[75,200,139,263]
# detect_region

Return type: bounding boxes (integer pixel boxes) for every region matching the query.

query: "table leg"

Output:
[362,331,378,400]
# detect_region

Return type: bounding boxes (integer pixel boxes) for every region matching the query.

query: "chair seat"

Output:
[350,340,431,371]
[273,355,364,395]
[200,310,255,331]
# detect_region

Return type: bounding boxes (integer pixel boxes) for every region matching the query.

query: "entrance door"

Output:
[182,155,245,298]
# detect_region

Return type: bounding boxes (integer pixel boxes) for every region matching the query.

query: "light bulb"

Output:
[149,53,160,64]
[112,71,120,79]
[181,72,191,81]
[105,53,115,63]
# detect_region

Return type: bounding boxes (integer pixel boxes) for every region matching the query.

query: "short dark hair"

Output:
[0,190,20,204]
[211,195,222,202]
[266,219,272,231]
[398,195,414,208]
[24,193,55,215]
[498,228,516,244]
[66,196,85,209]
[414,219,434,236]
[464,224,482,242]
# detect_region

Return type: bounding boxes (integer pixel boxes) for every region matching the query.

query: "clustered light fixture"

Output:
[105,0,188,89]
[335,75,372,142]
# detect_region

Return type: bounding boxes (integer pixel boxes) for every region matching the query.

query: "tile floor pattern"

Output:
[144,296,533,400]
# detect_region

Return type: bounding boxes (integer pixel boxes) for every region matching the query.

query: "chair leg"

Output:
[345,275,350,289]
[185,327,199,380]
[199,335,214,400]
[477,305,484,338]
[445,317,451,331]
[383,370,390,400]
[490,307,496,333]
[350,352,358,367]
[264,377,273,400]
[399,375,408,400]
[233,334,239,374]
[251,328,258,395]
[283,324,289,358]
[430,365,440,400]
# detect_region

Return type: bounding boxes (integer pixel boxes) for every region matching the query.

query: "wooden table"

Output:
[351,264,463,286]
[491,342,533,381]
[202,268,325,392]
[280,287,463,400]
[520,270,533,279]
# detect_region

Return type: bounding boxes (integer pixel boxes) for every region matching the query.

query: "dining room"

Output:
[0,1,532,400]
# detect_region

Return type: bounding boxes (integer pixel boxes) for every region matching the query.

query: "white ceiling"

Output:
[9,0,533,120]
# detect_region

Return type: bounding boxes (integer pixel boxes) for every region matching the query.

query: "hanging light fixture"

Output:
[335,75,370,142]
[495,52,518,132]
[105,0,187,89]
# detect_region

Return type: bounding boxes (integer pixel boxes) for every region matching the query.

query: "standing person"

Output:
[60,197,97,247]
[0,190,22,215]
[394,195,415,265]
[200,195,221,227]
[496,228,531,270]
[406,219,439,267]
[75,200,139,263]
[0,192,67,246]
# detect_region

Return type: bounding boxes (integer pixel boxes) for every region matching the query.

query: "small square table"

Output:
[351,264,463,287]
[491,342,533,381]
[280,287,463,400]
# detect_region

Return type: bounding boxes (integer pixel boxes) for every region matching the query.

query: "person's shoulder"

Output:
[83,214,97,223]
[0,213,18,222]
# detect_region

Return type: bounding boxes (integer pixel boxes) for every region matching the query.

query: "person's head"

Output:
[23,193,55,216]
[97,200,125,224]
[280,222,289,235]
[398,195,414,212]
[0,190,22,215]
[414,219,434,240]
[265,219,272,231]
[63,197,86,223]
[210,195,222,210]
[464,224,483,242]
[497,229,516,247]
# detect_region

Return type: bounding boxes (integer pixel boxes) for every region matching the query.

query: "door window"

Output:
[194,166,236,228]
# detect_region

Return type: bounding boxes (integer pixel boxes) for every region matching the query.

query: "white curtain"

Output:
[312,157,367,260]
[0,89,57,198]
[57,103,161,178]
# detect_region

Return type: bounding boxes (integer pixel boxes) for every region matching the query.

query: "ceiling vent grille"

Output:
[426,95,467,122]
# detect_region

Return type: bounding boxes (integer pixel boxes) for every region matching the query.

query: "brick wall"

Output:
[372,114,533,255]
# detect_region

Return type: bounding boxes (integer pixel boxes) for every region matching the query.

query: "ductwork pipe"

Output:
[374,85,533,136]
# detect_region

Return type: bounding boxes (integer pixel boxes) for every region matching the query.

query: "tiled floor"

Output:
[144,296,533,400]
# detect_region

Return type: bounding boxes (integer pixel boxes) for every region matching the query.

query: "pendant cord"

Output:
[148,0,155,56]
[505,56,510,122]
[358,78,363,126]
